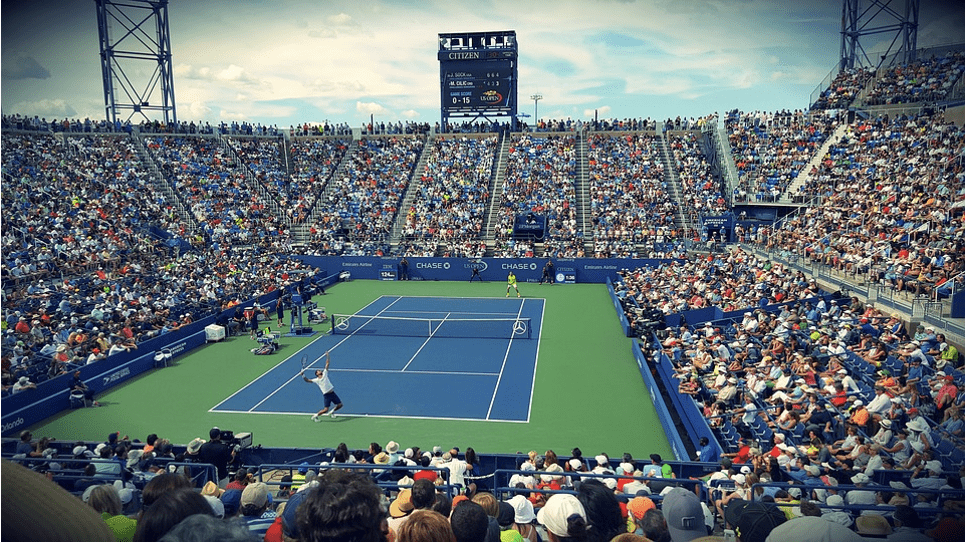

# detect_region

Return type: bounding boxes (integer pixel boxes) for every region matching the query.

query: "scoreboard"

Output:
[438,31,518,129]
[443,60,513,110]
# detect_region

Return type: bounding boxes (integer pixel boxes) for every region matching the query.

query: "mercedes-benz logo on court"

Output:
[512,320,527,335]
[336,317,350,330]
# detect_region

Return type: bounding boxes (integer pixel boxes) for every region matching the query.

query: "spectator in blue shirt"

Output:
[697,436,720,464]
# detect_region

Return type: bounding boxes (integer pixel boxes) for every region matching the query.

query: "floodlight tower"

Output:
[96,0,178,124]
[840,0,919,71]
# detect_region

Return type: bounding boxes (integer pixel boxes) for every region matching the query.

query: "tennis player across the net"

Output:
[330,314,532,339]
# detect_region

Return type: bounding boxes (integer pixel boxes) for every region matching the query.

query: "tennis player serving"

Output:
[506,271,520,298]
[304,351,343,421]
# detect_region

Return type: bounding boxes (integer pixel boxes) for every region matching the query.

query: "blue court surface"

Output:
[211,296,544,422]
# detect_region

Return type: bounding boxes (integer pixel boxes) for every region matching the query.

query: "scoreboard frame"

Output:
[439,30,518,131]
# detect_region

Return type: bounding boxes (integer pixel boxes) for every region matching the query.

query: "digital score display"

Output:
[438,31,517,129]
[443,60,514,111]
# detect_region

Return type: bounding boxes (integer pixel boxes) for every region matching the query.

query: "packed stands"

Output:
[726,110,840,203]
[865,50,966,106]
[668,131,728,224]
[400,135,496,258]
[766,112,964,298]
[810,67,875,111]
[306,136,424,256]
[587,133,670,258]
[494,134,581,258]
[287,137,352,223]
[146,135,284,249]
[2,44,965,539]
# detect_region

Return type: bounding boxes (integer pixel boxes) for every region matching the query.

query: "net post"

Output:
[330,313,335,334]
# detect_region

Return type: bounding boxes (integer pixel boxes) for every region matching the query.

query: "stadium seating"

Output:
[1,48,964,539]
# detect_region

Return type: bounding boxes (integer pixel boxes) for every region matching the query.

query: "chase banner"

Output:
[295,256,680,284]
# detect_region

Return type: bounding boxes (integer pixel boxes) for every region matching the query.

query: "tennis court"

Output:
[211,295,544,422]
[32,280,670,456]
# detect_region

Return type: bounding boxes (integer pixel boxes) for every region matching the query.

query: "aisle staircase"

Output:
[128,133,197,233]
[575,131,594,256]
[290,139,360,246]
[483,132,512,256]
[390,133,435,254]
[777,122,849,204]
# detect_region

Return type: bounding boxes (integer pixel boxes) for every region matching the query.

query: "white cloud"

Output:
[327,12,355,25]
[220,109,249,121]
[356,101,390,115]
[218,64,259,83]
[188,101,212,117]
[10,98,75,118]
[175,63,262,86]
[1,0,960,126]
[585,105,611,117]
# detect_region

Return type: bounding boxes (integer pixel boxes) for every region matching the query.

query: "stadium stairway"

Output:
[778,122,849,204]
[298,138,362,242]
[389,132,436,252]
[483,131,512,256]
[129,132,196,231]
[656,133,689,233]
[223,136,286,220]
[575,130,594,256]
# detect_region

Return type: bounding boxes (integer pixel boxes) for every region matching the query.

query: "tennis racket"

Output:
[300,355,309,376]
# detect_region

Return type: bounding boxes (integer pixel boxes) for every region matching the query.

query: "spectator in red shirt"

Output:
[413,455,438,483]
[14,317,30,335]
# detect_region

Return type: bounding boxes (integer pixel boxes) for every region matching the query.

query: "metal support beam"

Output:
[840,0,919,71]
[96,0,177,125]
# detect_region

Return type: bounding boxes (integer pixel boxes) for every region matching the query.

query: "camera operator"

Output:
[197,427,236,487]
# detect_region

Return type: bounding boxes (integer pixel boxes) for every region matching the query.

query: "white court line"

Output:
[380,309,524,316]
[401,312,450,371]
[209,295,400,413]
[211,409,530,423]
[485,298,526,419]
[251,295,406,411]
[331,367,500,377]
[209,341,318,412]
[524,298,546,423]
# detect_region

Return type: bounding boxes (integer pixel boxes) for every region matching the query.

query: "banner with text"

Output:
[294,256,679,284]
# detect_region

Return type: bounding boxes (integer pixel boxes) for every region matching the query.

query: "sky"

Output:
[2,0,963,128]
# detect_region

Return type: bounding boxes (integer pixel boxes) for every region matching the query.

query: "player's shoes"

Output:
[311,414,319,422]
[517,293,521,297]
[330,412,338,419]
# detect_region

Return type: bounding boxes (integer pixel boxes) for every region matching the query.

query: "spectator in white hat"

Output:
[765,515,862,541]
[537,493,588,542]
[844,473,875,506]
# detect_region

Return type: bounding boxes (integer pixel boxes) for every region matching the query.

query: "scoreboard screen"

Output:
[438,31,517,126]
[443,60,513,110]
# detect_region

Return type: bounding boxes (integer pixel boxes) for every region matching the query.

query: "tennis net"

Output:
[330,314,532,339]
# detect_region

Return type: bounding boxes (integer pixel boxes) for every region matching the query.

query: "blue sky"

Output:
[2,0,963,127]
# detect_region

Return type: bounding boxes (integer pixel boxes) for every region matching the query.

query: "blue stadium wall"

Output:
[292,256,678,283]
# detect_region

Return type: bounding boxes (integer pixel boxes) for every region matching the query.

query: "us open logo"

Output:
[466,261,488,272]
[481,90,503,103]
